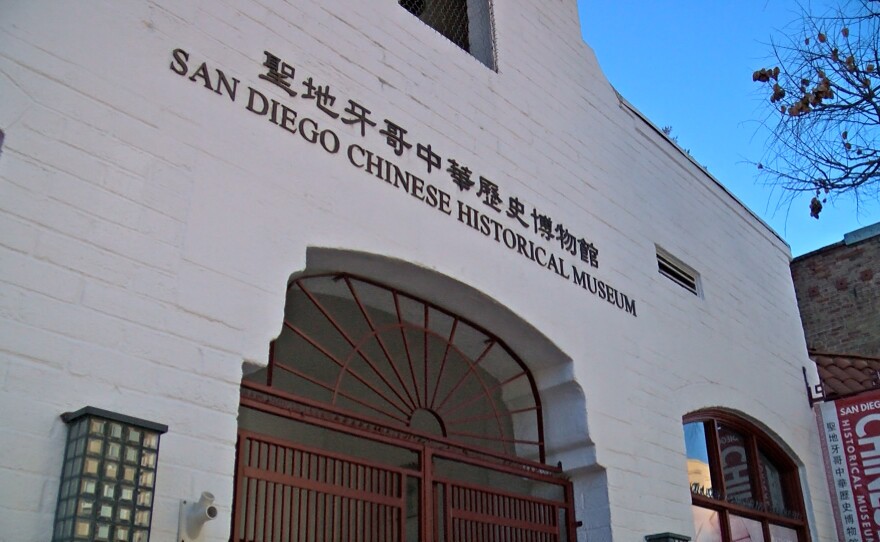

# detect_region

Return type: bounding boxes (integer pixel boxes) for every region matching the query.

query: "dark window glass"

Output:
[760,451,788,513]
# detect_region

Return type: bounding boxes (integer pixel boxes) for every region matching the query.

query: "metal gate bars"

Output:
[232,425,575,542]
[233,430,406,542]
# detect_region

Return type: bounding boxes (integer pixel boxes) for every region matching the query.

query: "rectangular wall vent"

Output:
[656,249,700,296]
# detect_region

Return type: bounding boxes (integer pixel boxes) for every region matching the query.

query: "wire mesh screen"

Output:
[399,0,496,69]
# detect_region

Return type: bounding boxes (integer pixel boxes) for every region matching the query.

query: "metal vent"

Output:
[398,0,496,70]
[657,250,700,296]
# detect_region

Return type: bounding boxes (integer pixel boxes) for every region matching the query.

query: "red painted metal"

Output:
[423,448,434,542]
[282,320,411,419]
[273,274,546,461]
[234,273,576,540]
[440,371,528,419]
[393,290,423,408]
[433,340,495,414]
[439,479,564,541]
[343,276,419,411]
[241,382,556,481]
[429,318,458,410]
[233,425,575,542]
[234,431,408,542]
[296,279,418,413]
[272,358,409,425]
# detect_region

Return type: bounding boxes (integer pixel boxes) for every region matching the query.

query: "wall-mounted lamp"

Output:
[52,406,167,542]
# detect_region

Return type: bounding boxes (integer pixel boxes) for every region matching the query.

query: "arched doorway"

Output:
[234,273,576,541]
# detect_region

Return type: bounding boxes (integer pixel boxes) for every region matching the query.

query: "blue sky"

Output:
[578,1,880,256]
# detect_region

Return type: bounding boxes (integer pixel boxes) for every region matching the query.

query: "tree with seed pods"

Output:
[753,0,880,218]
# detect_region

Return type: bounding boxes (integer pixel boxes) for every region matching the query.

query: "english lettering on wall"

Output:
[168,47,638,317]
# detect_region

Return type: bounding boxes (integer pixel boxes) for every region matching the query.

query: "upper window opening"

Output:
[684,411,807,542]
[399,0,497,70]
[656,247,701,296]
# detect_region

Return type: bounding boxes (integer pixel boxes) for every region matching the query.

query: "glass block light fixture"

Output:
[52,407,168,542]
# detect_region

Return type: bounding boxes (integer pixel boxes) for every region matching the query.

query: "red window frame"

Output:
[684,410,809,542]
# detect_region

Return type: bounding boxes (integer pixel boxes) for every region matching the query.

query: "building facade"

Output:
[0,1,836,541]
[791,222,880,358]
[789,223,880,541]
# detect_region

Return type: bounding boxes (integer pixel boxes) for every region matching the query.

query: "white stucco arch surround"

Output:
[258,246,610,540]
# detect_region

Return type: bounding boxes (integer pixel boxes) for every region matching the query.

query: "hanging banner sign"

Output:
[817,391,880,542]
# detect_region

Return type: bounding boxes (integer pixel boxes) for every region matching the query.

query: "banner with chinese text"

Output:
[818,390,880,542]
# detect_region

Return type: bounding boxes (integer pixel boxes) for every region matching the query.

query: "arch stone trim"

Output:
[297,248,597,465]
[266,247,610,534]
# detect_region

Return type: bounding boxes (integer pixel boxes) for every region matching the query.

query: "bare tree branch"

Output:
[754,0,880,217]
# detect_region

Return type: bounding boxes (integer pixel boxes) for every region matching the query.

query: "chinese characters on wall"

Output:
[168,47,636,317]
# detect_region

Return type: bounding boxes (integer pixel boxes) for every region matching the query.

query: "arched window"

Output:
[683,411,808,542]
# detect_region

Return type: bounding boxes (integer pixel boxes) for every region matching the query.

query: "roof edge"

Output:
[790,241,844,263]
[616,92,790,251]
[793,221,880,263]
[809,350,880,363]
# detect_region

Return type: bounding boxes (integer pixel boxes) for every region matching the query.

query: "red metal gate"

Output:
[232,400,575,542]
[233,430,408,542]
[439,480,564,541]
[233,274,577,541]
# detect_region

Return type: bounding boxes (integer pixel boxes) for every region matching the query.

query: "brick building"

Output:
[1,1,836,541]
[790,223,880,542]
[791,222,880,358]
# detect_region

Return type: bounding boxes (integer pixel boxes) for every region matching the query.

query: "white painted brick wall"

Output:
[0,0,834,540]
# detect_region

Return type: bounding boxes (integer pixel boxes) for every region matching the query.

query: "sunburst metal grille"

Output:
[267,274,544,461]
